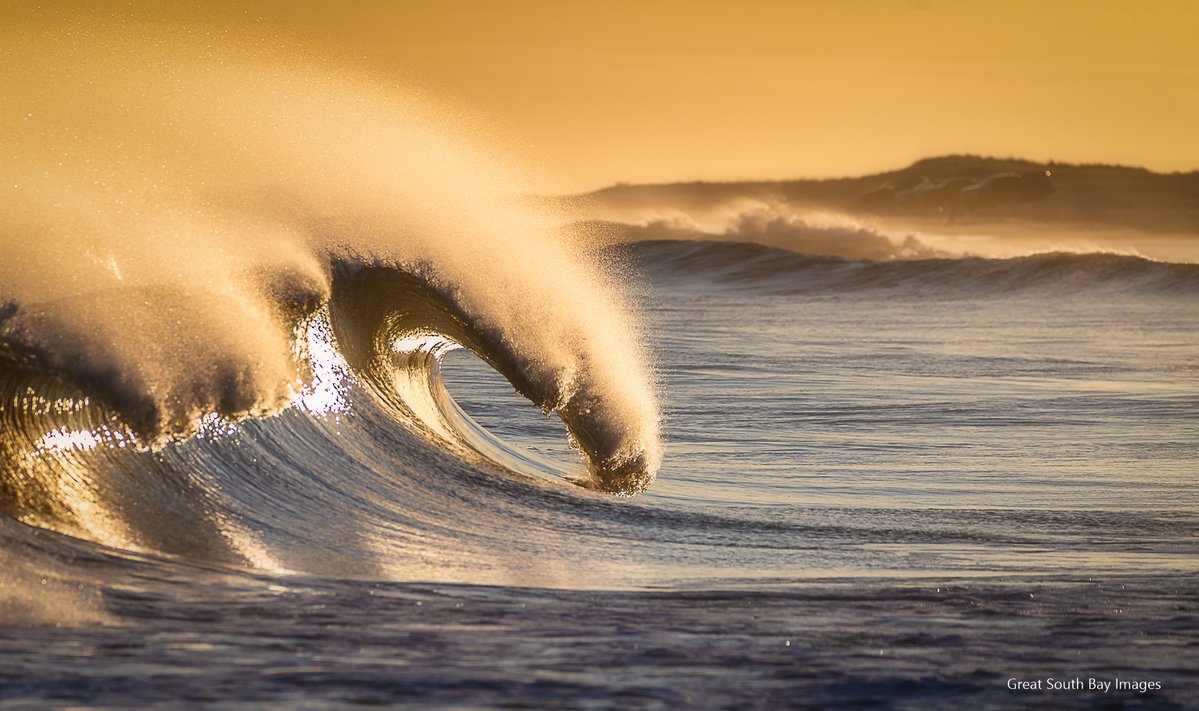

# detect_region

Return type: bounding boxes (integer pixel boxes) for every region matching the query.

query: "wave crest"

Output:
[615,239,1199,296]
[570,201,946,261]
[328,264,660,493]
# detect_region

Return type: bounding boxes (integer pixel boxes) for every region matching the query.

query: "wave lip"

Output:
[327,264,661,495]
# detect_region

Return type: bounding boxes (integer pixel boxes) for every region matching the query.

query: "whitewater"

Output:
[2,29,1198,710]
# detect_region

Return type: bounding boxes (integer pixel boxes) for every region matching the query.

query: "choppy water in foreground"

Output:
[3,242,1198,708]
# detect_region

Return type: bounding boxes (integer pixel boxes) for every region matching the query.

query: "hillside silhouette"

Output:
[563,155,1199,235]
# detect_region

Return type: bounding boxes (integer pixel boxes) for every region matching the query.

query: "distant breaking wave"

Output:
[611,240,1199,297]
[570,204,949,261]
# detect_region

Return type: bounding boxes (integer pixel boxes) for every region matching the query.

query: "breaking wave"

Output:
[571,204,948,261]
[0,25,663,572]
[3,22,1193,588]
[612,239,1199,297]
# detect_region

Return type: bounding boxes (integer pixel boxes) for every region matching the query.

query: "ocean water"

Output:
[3,240,1197,709]
[2,28,1198,709]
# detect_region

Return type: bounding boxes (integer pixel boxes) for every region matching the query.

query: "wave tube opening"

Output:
[436,346,591,485]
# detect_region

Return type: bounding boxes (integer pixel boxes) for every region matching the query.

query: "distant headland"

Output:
[559,156,1199,235]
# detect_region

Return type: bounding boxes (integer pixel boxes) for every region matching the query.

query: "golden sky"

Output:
[10,1,1199,191]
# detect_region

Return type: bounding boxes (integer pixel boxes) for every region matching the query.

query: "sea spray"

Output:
[0,26,661,494]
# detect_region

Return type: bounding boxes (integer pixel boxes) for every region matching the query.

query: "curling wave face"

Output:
[0,294,655,580]
[0,27,663,560]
